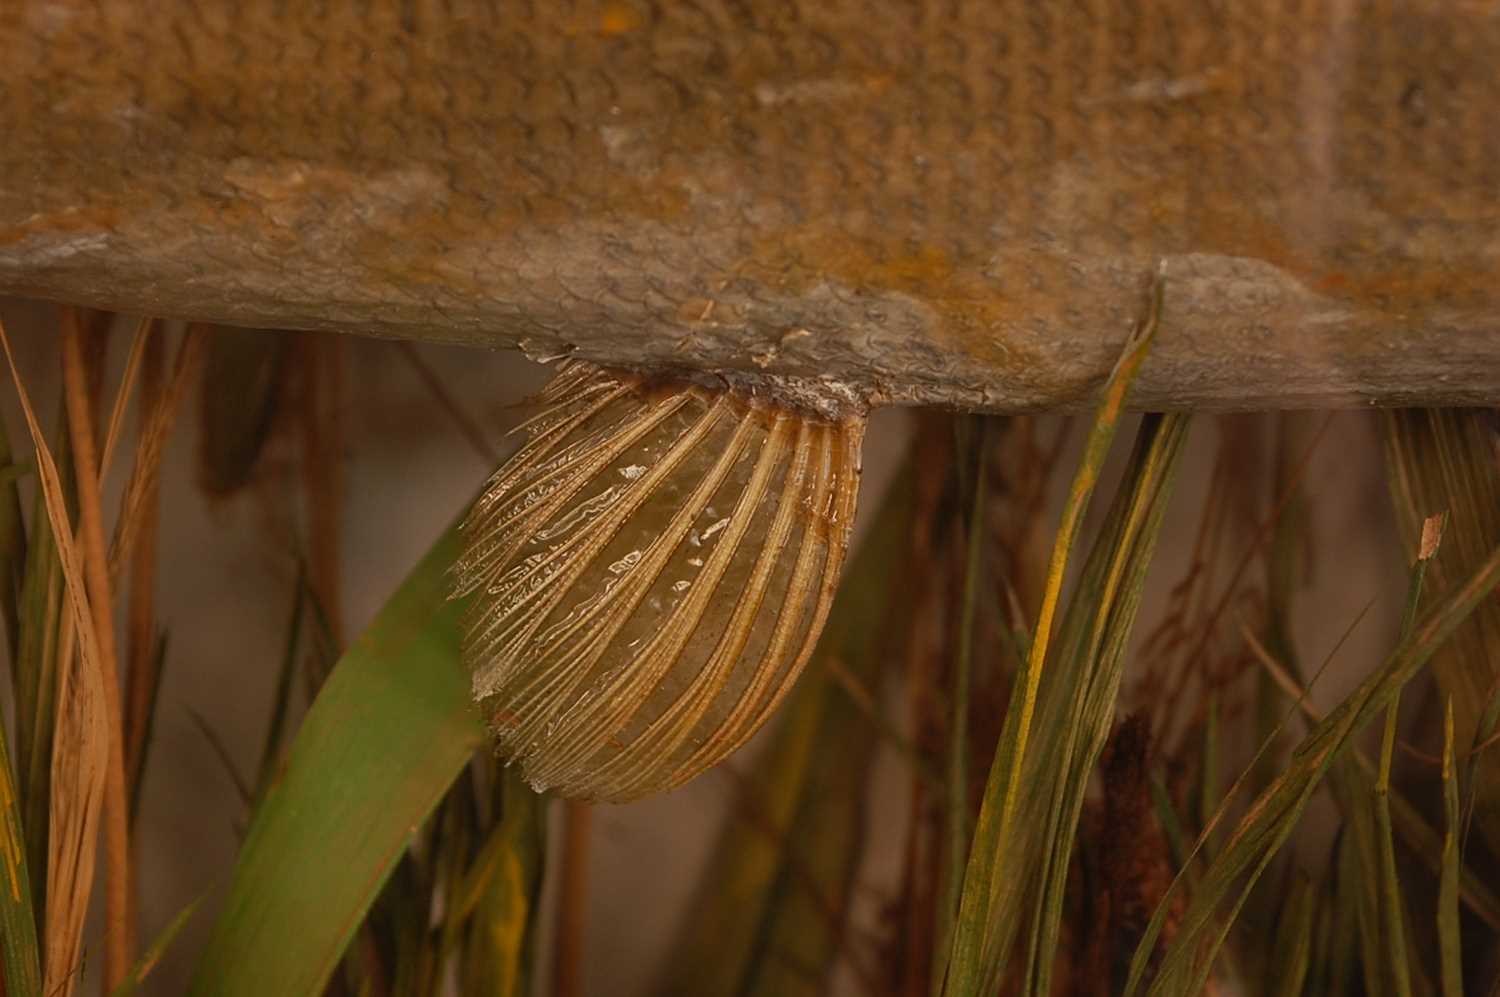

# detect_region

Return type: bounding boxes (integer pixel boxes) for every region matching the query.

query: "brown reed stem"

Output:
[553,801,591,997]
[60,310,131,989]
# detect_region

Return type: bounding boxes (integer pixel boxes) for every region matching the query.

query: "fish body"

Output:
[2,1,1498,409]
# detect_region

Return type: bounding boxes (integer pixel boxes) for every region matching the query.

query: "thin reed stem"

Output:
[300,334,345,648]
[124,329,164,796]
[553,801,591,997]
[60,311,132,989]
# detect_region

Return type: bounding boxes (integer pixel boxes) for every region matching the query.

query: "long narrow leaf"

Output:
[933,421,988,996]
[1,312,111,997]
[1369,516,1438,997]
[944,269,1163,996]
[458,766,546,997]
[1247,624,1500,930]
[1024,412,1191,996]
[0,409,26,658]
[107,897,200,997]
[12,401,72,927]
[1127,530,1500,995]
[1268,872,1315,997]
[189,526,486,997]
[1385,409,1500,852]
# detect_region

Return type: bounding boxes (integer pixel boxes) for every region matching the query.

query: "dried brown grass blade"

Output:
[109,324,205,580]
[61,313,133,989]
[99,317,156,482]
[124,331,165,802]
[0,313,109,997]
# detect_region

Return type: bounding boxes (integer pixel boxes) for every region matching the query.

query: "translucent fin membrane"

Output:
[454,361,865,801]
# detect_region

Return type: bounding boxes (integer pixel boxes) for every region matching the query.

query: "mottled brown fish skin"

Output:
[2,1,1498,410]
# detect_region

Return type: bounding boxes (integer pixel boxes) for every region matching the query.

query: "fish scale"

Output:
[1,1,1498,409]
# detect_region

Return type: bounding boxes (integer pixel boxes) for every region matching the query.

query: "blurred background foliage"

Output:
[0,300,1496,995]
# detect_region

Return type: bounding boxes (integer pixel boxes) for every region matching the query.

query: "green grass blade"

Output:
[1385,409,1500,854]
[0,409,27,659]
[1373,700,1410,997]
[1438,699,1462,997]
[1150,772,1189,868]
[1327,836,1361,997]
[189,525,486,997]
[932,421,988,996]
[1369,521,1436,997]
[13,402,74,927]
[1024,412,1191,996]
[108,897,200,997]
[1267,871,1315,997]
[458,766,546,997]
[1330,757,1390,997]
[1250,627,1500,931]
[1127,529,1500,996]
[254,564,306,799]
[943,272,1163,997]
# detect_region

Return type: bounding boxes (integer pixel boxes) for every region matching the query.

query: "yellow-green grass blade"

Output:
[943,271,1163,997]
[458,766,546,997]
[1248,628,1500,931]
[1327,839,1361,997]
[189,525,486,997]
[1126,532,1500,996]
[1322,530,1433,997]
[1368,523,1436,997]
[1023,412,1191,996]
[659,458,914,997]
[253,563,306,801]
[1329,758,1393,997]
